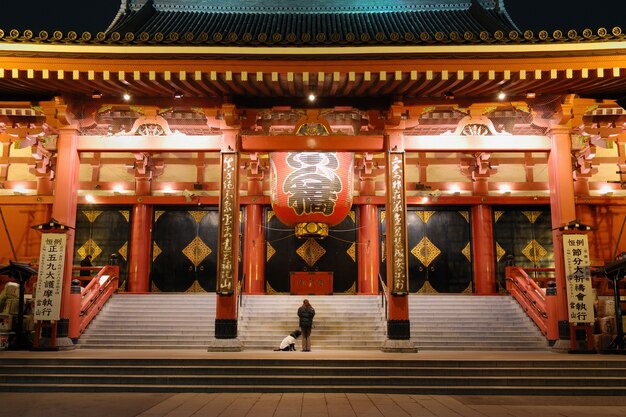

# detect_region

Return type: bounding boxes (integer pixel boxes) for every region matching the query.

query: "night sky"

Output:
[0,1,623,35]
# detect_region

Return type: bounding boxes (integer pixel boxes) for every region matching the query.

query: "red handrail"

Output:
[506,266,553,340]
[69,265,118,338]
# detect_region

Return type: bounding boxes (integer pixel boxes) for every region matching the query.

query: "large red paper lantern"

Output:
[270,152,354,238]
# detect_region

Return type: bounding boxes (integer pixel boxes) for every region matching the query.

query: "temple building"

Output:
[0,0,625,353]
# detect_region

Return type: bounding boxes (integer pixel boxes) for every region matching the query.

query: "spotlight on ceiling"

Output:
[308,92,316,102]
[497,90,506,100]
[123,91,131,101]
[91,90,102,99]
[174,91,184,99]
[526,91,536,99]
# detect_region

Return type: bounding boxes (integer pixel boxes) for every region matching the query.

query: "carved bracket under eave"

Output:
[126,152,164,180]
[447,115,511,136]
[460,152,499,181]
[573,143,598,180]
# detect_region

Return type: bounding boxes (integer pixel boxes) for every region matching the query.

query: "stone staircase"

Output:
[238,295,386,350]
[2,356,626,394]
[77,293,216,349]
[409,295,549,351]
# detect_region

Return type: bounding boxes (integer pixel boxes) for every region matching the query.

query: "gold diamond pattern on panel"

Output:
[267,211,275,223]
[416,210,436,224]
[496,242,506,262]
[417,280,439,294]
[266,242,276,261]
[154,210,165,222]
[522,239,547,264]
[182,236,212,267]
[494,211,504,223]
[462,281,473,294]
[522,211,543,224]
[150,281,161,292]
[348,211,356,223]
[83,210,103,223]
[118,241,128,261]
[458,211,470,223]
[266,282,283,294]
[189,210,206,223]
[347,242,356,262]
[186,280,206,293]
[345,282,356,294]
[461,242,471,262]
[152,242,162,261]
[119,210,130,222]
[77,239,103,260]
[296,238,326,267]
[410,236,441,267]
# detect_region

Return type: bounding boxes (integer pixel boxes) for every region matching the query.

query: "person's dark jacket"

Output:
[298,305,315,328]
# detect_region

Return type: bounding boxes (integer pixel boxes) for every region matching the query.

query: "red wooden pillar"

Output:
[210,129,243,350]
[243,165,265,294]
[51,126,80,348]
[382,130,416,352]
[547,125,577,348]
[358,202,379,294]
[471,205,496,294]
[127,204,152,293]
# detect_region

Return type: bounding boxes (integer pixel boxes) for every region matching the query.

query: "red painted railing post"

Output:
[68,279,82,341]
[546,281,559,343]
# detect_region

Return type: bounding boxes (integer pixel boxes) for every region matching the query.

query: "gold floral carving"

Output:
[296,238,326,267]
[267,210,275,223]
[119,210,130,223]
[266,242,276,261]
[417,280,438,294]
[494,211,504,223]
[186,280,206,293]
[496,242,506,262]
[522,211,543,224]
[348,211,356,223]
[411,237,441,267]
[118,241,128,261]
[416,210,436,224]
[154,210,165,222]
[347,242,356,262]
[182,236,212,267]
[77,239,102,260]
[458,211,469,223]
[522,239,547,264]
[461,242,471,262]
[152,242,162,261]
[189,210,207,223]
[82,210,102,223]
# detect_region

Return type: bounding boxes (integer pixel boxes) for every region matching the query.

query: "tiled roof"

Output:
[106,0,520,46]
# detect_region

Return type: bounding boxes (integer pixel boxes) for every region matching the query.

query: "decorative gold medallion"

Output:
[347,242,356,262]
[458,211,469,223]
[495,242,506,262]
[77,239,102,260]
[186,280,206,293]
[522,239,547,264]
[411,236,441,267]
[417,280,438,294]
[82,210,103,223]
[494,211,504,223]
[416,210,436,224]
[118,241,128,261]
[182,236,212,267]
[189,210,207,223]
[296,238,326,267]
[152,242,162,261]
[266,242,276,261]
[154,210,165,222]
[119,210,130,223]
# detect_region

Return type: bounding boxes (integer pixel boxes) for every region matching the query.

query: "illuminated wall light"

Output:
[13,185,27,195]
[307,92,316,102]
[421,196,430,203]
[162,185,174,194]
[449,185,461,195]
[499,184,512,195]
[497,90,507,100]
[85,194,95,203]
[113,185,125,195]
[123,91,131,101]
[600,185,613,195]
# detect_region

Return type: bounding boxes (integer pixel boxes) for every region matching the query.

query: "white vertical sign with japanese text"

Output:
[562,234,595,324]
[34,233,66,321]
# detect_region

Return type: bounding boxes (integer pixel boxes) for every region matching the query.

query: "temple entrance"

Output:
[265,208,358,293]
[149,208,218,292]
[407,208,473,293]
[493,207,554,292]
[74,206,131,287]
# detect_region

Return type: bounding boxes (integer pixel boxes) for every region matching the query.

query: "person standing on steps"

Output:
[297,299,315,352]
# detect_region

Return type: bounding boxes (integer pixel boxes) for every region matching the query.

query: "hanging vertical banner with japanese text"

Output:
[387,151,409,294]
[34,233,66,321]
[562,234,595,324]
[216,151,239,295]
